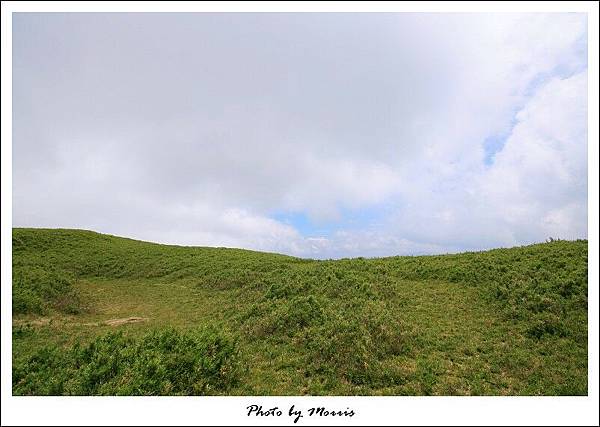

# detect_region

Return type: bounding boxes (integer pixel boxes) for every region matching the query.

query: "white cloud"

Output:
[281,155,401,221]
[479,70,588,243]
[12,13,588,258]
[385,70,587,254]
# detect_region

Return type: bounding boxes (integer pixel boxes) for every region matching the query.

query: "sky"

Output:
[12,13,588,259]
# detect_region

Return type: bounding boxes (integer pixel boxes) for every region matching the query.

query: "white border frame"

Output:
[1,2,598,426]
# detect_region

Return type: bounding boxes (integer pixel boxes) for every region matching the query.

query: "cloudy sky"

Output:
[12,13,588,258]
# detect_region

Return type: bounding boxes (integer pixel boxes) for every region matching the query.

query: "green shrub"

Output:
[526,313,567,339]
[12,266,82,315]
[13,327,241,395]
[301,301,410,387]
[251,295,326,338]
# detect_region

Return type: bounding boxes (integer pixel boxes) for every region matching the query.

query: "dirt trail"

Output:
[104,317,148,326]
[14,316,149,327]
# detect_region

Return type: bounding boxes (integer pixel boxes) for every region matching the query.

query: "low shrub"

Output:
[526,313,567,339]
[301,301,410,387]
[250,295,326,338]
[13,327,241,395]
[12,267,82,315]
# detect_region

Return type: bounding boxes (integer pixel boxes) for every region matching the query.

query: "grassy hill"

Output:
[12,228,588,395]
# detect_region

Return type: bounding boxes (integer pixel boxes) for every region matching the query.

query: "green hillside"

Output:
[12,228,588,395]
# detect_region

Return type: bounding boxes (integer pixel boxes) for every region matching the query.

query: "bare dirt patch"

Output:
[14,316,150,328]
[104,317,149,326]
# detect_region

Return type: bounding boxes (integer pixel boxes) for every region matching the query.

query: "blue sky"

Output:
[12,13,588,258]
[483,125,515,166]
[272,203,393,238]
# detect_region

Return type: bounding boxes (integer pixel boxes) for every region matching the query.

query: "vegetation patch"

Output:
[13,327,240,395]
[12,266,83,315]
[300,301,411,388]
[12,228,588,395]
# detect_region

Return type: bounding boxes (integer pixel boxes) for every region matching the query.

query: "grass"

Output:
[12,228,588,395]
